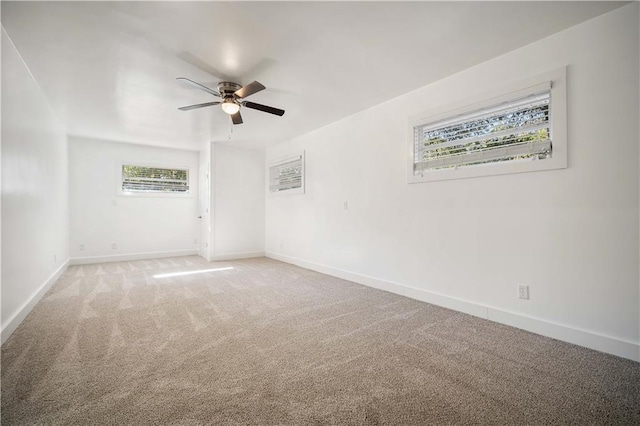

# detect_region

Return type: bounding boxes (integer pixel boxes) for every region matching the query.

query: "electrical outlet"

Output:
[344,201,348,210]
[79,244,85,251]
[111,243,117,250]
[53,254,57,263]
[518,285,529,300]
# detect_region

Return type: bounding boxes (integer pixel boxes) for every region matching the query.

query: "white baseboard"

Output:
[70,249,198,265]
[266,251,639,362]
[210,251,265,261]
[1,259,70,345]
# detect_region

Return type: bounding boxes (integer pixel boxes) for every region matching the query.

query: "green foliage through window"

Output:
[122,165,189,193]
[414,91,552,172]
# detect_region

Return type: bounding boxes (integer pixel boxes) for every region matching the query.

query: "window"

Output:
[269,152,304,194]
[121,164,189,194]
[408,68,566,183]
[415,90,551,170]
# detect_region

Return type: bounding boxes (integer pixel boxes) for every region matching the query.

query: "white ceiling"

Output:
[2,1,625,151]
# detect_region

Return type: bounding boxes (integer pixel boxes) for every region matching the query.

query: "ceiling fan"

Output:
[177,77,285,125]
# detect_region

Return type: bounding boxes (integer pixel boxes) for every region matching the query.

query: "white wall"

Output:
[210,143,265,260]
[1,28,69,339]
[266,4,640,360]
[198,141,212,260]
[68,136,199,261]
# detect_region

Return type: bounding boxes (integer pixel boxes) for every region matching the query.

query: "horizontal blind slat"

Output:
[417,139,551,171]
[423,109,549,143]
[420,89,550,132]
[421,122,550,153]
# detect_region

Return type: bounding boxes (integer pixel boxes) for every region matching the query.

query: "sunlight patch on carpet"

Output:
[153,267,233,279]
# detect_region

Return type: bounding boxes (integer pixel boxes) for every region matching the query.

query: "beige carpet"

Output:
[1,256,639,425]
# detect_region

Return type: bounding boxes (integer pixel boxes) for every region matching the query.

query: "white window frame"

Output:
[407,67,567,183]
[268,151,305,196]
[118,161,193,198]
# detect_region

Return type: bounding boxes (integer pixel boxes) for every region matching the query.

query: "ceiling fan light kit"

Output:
[221,99,240,115]
[177,77,284,125]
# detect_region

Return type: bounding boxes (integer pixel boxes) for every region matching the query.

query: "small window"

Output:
[121,164,189,194]
[415,90,551,171]
[408,68,566,183]
[269,152,304,195]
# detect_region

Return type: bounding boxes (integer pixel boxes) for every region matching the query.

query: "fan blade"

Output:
[235,81,266,99]
[178,101,220,111]
[176,77,220,97]
[231,111,243,125]
[243,101,285,116]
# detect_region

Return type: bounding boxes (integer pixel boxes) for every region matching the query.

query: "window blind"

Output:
[414,89,552,174]
[122,165,189,193]
[269,156,302,193]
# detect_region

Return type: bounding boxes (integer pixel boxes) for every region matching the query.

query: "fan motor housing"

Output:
[217,82,242,97]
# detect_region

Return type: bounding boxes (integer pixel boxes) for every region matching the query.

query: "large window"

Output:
[408,68,567,183]
[121,164,190,194]
[269,152,304,195]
